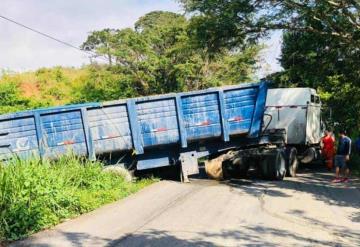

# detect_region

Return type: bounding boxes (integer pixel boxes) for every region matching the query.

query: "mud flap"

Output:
[180,151,199,183]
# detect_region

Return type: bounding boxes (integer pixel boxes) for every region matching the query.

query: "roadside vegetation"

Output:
[0,156,156,242]
[0,11,259,115]
[350,153,360,177]
[0,67,88,114]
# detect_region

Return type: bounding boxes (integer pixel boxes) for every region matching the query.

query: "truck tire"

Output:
[286,147,298,177]
[223,156,250,178]
[260,150,286,180]
[300,147,317,164]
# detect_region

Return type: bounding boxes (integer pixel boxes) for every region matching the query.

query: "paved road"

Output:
[13,169,360,247]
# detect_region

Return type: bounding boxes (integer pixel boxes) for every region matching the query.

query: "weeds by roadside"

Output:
[0,156,156,242]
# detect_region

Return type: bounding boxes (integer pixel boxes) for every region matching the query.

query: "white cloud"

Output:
[0,0,181,71]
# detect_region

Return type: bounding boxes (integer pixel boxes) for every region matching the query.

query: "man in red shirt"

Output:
[321,130,335,171]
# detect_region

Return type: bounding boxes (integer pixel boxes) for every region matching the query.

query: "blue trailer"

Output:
[0,81,287,181]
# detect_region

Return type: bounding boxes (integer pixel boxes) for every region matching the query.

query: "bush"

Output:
[0,156,155,241]
[350,153,360,177]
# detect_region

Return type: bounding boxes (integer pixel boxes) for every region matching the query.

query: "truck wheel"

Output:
[286,148,298,177]
[223,156,250,178]
[260,150,286,180]
[300,147,316,164]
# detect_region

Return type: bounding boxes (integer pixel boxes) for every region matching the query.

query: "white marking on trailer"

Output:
[151,128,168,132]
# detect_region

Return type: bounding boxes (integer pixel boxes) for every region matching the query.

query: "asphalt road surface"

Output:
[13,168,360,247]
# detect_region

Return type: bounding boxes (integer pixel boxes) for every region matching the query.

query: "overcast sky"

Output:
[0,0,282,77]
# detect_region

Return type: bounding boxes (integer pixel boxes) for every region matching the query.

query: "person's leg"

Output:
[332,156,342,182]
[343,162,351,182]
[335,166,340,178]
[324,150,333,170]
[322,149,327,166]
[329,150,335,170]
[327,153,334,170]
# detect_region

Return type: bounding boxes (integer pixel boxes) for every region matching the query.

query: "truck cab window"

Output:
[315,96,320,104]
[311,95,315,103]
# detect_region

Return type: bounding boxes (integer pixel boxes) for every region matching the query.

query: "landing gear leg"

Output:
[179,151,199,183]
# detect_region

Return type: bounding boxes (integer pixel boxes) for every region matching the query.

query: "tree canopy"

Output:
[181,0,360,132]
[271,28,360,131]
[0,10,261,115]
[80,11,260,100]
[3,2,359,132]
[181,0,360,50]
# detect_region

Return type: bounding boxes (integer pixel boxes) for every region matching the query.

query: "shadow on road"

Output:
[12,231,112,247]
[221,163,360,210]
[109,164,360,246]
[142,161,360,217]
[22,217,359,247]
[32,228,337,247]
[106,230,214,247]
[286,209,360,244]
[49,226,346,247]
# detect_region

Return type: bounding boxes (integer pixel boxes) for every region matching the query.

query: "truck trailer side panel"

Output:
[0,82,268,174]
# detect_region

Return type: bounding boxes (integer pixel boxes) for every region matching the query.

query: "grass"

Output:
[0,156,156,242]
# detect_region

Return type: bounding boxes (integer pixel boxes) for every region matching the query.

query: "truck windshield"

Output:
[311,95,320,104]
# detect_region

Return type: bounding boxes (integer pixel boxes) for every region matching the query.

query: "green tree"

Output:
[181,0,360,131]
[0,11,260,114]
[181,0,360,52]
[81,29,117,65]
[270,30,360,131]
[72,65,137,102]
[80,11,260,99]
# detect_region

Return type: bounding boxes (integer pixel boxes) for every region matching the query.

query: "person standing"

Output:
[333,130,352,183]
[321,130,335,171]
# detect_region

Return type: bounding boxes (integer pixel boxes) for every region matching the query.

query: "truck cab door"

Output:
[306,95,321,144]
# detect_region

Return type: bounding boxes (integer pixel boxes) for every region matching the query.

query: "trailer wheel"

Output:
[260,150,286,180]
[286,147,298,177]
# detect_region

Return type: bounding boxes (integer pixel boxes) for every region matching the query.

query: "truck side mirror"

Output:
[320,122,325,132]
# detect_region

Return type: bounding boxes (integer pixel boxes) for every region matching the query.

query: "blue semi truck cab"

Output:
[0,81,288,181]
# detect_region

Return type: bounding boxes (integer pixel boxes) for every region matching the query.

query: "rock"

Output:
[103,165,133,182]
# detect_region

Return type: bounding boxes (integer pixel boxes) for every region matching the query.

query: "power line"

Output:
[0,14,108,62]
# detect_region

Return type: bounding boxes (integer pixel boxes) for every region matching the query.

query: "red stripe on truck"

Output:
[63,140,75,145]
[197,120,211,126]
[228,116,243,122]
[154,127,167,132]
